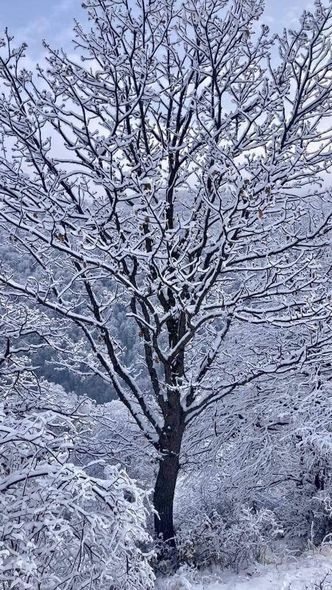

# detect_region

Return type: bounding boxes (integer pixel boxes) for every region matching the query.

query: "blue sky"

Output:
[0,0,79,56]
[0,0,314,57]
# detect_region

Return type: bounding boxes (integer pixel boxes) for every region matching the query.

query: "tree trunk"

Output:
[154,450,180,546]
[154,311,186,547]
[154,411,184,547]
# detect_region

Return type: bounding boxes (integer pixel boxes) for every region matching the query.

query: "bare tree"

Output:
[0,0,331,547]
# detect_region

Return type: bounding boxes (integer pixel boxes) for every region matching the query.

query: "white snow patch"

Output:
[157,547,332,589]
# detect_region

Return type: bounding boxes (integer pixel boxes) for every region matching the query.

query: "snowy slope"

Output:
[157,548,332,590]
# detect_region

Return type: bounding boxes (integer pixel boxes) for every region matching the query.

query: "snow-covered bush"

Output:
[0,376,154,590]
[316,577,332,590]
[175,358,332,556]
[177,507,281,571]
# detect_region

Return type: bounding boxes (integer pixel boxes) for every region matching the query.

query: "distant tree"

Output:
[0,0,331,550]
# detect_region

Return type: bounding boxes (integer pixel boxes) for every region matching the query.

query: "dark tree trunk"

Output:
[154,310,186,547]
[154,445,181,545]
[154,399,184,547]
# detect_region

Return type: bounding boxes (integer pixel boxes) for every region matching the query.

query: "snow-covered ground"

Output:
[157,547,332,589]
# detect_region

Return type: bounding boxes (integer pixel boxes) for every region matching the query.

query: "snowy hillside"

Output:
[158,549,332,590]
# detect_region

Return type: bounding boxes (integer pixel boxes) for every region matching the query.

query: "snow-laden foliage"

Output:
[0,375,154,590]
[175,357,332,555]
[0,0,331,548]
[176,507,281,571]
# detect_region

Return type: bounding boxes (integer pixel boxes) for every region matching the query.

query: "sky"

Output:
[0,0,315,58]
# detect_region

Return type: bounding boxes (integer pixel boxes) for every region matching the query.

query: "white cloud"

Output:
[8,0,81,59]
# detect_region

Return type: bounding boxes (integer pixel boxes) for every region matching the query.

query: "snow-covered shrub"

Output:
[177,506,281,571]
[306,573,332,590]
[176,360,332,555]
[0,377,154,590]
[312,493,332,547]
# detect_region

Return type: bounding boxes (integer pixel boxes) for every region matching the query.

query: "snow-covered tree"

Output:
[0,0,331,548]
[0,298,154,589]
[0,376,154,587]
